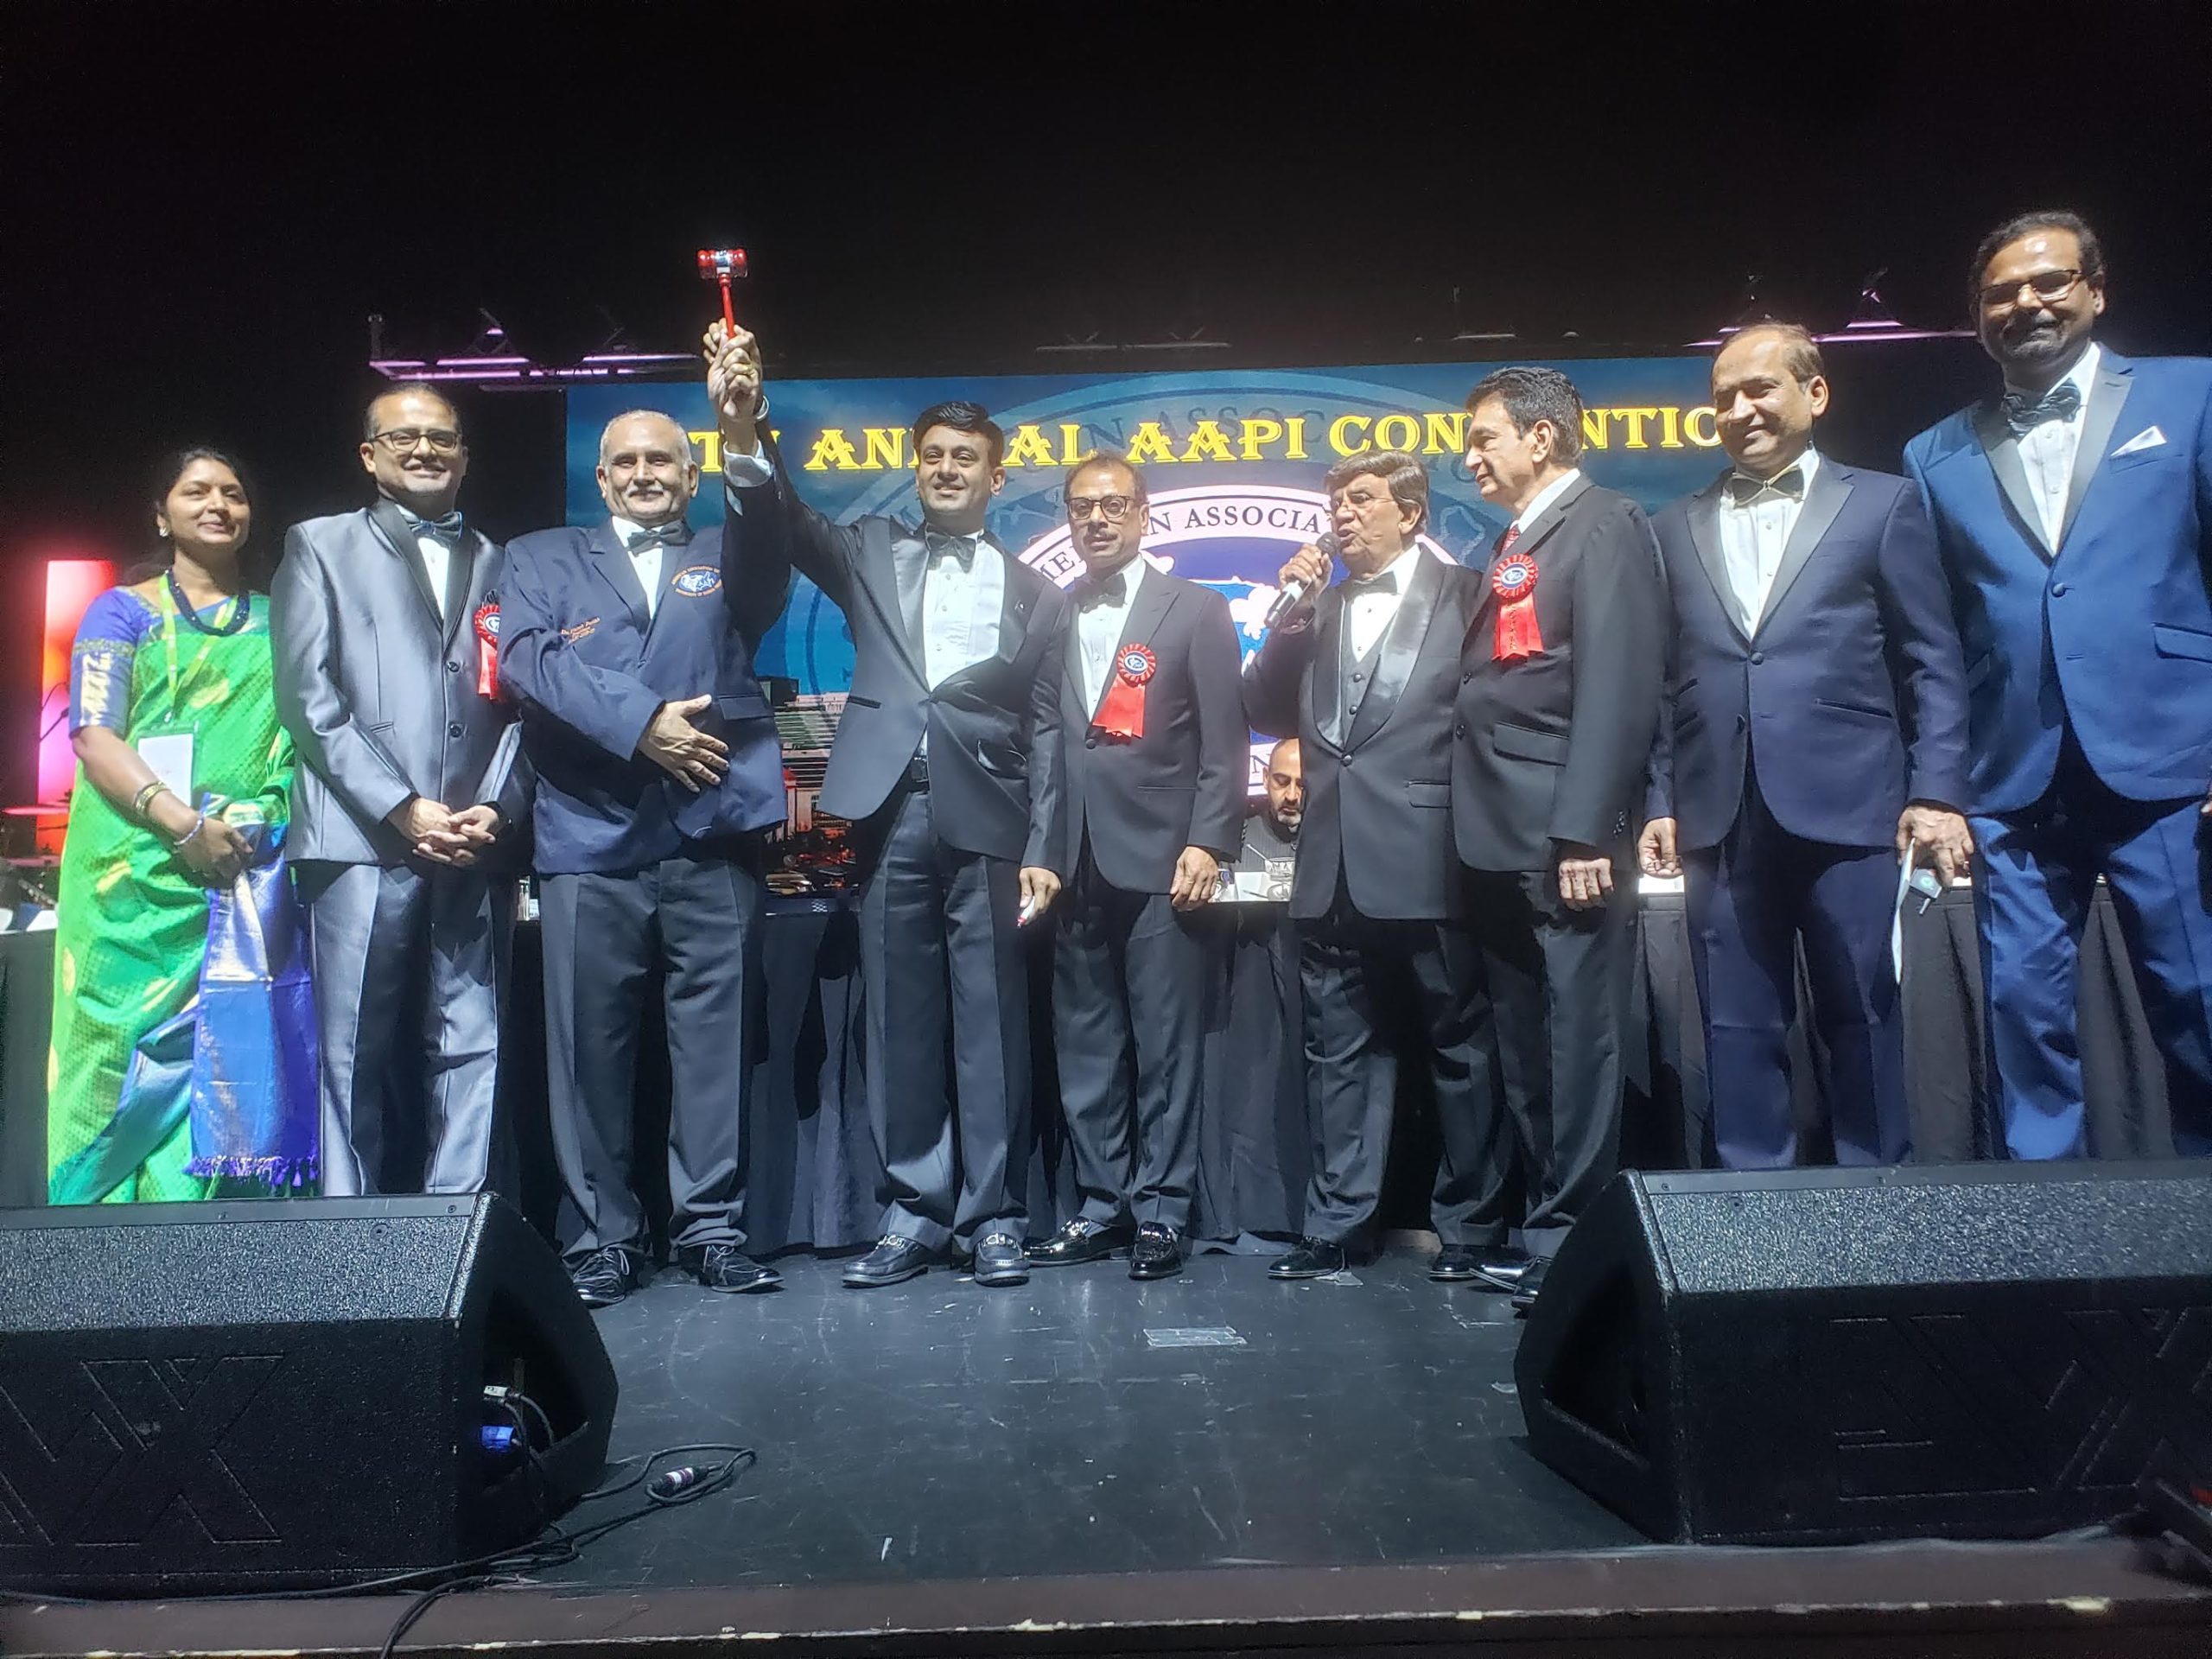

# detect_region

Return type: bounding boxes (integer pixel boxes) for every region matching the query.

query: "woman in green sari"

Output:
[49,448,297,1202]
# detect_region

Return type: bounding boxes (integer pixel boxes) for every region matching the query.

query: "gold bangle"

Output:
[132,781,172,823]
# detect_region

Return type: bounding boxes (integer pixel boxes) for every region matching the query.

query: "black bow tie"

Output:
[925,530,980,571]
[2003,380,2083,435]
[401,508,465,545]
[1726,465,1807,506]
[1077,569,1129,611]
[624,522,694,554]
[1350,569,1398,596]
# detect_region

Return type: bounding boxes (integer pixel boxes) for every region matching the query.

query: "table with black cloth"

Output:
[0,887,2181,1236]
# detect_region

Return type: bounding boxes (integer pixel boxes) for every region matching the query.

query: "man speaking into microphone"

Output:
[1243,452,1487,1280]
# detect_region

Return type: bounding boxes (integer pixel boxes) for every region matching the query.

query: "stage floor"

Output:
[575,1241,1632,1586]
[9,1243,2211,1657]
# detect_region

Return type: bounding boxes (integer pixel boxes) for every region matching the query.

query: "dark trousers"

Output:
[1297,887,1484,1247]
[1684,766,1907,1168]
[1461,857,1634,1258]
[855,784,1030,1252]
[296,860,510,1197]
[1051,842,1222,1235]
[1972,726,2212,1160]
[538,848,760,1263]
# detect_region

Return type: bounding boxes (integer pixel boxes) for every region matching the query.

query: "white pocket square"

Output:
[2113,425,2168,457]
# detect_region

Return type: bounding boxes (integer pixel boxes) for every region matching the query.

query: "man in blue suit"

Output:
[1905,210,2212,1160]
[500,408,790,1306]
[1642,325,1973,1167]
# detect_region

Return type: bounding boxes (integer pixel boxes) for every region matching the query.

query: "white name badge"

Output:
[136,733,194,804]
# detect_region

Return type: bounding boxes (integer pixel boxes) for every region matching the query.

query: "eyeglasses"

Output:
[1976,268,2083,310]
[372,428,464,454]
[1066,493,1139,523]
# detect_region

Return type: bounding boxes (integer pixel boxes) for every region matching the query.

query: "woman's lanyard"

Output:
[153,575,239,732]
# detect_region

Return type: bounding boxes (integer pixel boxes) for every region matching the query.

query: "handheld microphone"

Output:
[1262,532,1341,630]
[649,1465,702,1501]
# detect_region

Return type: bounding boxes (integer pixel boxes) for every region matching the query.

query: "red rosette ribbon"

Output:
[473,602,501,697]
[1491,554,1544,662]
[1094,641,1156,740]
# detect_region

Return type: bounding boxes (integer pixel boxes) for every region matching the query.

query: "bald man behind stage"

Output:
[499,407,791,1308]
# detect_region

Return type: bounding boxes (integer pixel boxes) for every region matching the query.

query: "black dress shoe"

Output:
[1510,1255,1551,1316]
[970,1232,1030,1287]
[1129,1223,1184,1281]
[570,1245,643,1309]
[1268,1237,1346,1279]
[682,1243,782,1294]
[1471,1246,1535,1294]
[1430,1244,1484,1282]
[844,1235,934,1288]
[1026,1219,1130,1265]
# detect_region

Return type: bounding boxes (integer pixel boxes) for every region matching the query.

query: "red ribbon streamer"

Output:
[1094,642,1155,740]
[1491,554,1544,662]
[474,603,501,697]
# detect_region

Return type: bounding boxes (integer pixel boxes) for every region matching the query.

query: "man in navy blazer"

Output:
[1026,449,1245,1282]
[500,409,790,1306]
[1905,210,2212,1160]
[1642,325,1972,1169]
[709,323,1070,1291]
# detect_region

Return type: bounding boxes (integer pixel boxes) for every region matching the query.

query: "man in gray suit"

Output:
[272,383,527,1195]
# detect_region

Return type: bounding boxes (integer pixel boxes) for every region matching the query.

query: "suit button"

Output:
[1461,671,1472,683]
[1750,652,1765,666]
[447,722,463,738]
[445,660,461,674]
[1455,723,1467,739]
[1343,752,1356,766]
[1084,736,1097,749]
[2051,582,2069,597]
[1351,671,1364,683]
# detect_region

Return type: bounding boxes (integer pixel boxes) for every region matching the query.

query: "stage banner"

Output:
[566,359,1719,891]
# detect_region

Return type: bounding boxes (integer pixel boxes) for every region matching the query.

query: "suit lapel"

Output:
[585,524,652,634]
[1480,473,1590,603]
[367,499,446,625]
[2056,356,2132,551]
[1683,482,1748,646]
[1974,402,2055,562]
[1311,587,1348,750]
[441,532,480,650]
[1756,461,1851,634]
[1345,553,1440,751]
[992,540,1034,667]
[877,525,930,680]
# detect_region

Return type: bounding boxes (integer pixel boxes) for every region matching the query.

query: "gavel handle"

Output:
[719,277,735,331]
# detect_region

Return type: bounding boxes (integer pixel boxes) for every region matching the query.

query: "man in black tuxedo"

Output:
[1027,450,1246,1281]
[1641,325,1971,1171]
[1243,452,1488,1279]
[1451,367,1665,1311]
[710,326,1067,1290]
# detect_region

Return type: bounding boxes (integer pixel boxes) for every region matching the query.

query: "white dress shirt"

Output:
[919,530,1004,690]
[1344,548,1414,662]
[1511,467,1584,535]
[722,437,1002,686]
[2010,341,2101,546]
[1715,446,1821,636]
[413,532,451,624]
[613,516,666,619]
[1076,552,1148,713]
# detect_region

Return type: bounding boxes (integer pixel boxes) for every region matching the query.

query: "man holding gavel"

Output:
[706,321,1070,1291]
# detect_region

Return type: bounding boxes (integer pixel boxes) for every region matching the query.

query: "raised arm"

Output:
[708,321,861,613]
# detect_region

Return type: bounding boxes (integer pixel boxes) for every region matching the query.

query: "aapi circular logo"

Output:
[671,565,723,598]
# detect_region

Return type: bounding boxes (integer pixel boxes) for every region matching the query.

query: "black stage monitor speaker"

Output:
[1516,1161,2212,1546]
[0,1194,616,1594]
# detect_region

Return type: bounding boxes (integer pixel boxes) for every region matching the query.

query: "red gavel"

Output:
[696,247,748,331]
